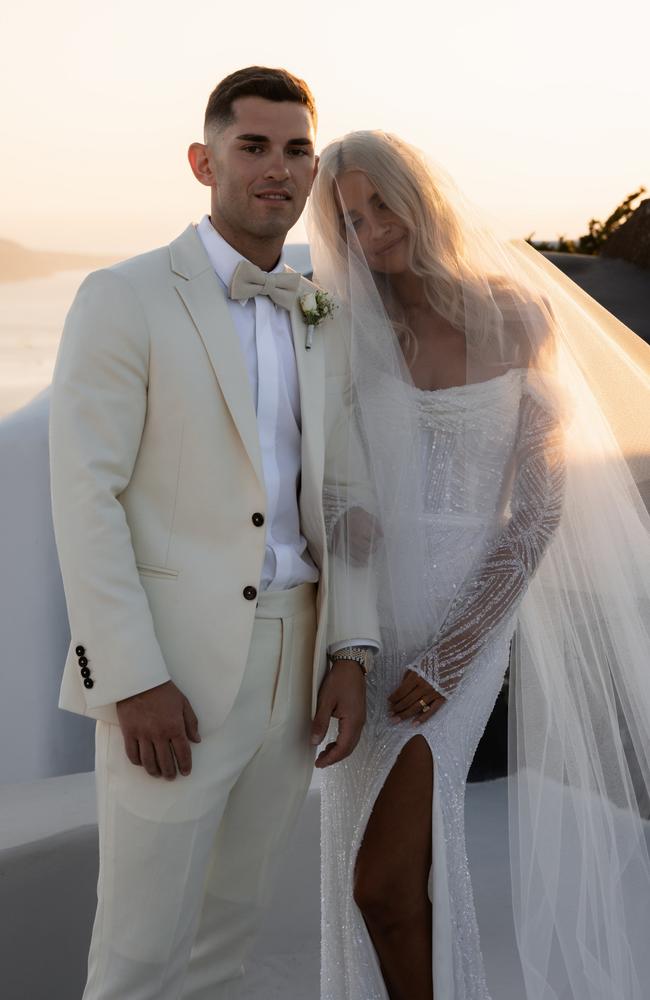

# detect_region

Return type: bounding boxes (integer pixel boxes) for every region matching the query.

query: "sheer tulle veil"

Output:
[308,131,650,999]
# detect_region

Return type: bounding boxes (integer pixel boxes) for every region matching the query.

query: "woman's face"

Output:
[335,170,410,274]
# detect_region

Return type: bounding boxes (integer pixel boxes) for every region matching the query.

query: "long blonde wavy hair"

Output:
[309,130,551,368]
[309,130,487,362]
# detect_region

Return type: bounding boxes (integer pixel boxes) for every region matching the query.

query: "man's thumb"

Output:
[311,699,333,746]
[183,700,201,743]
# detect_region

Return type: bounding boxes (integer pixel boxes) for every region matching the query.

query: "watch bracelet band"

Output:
[329,645,373,675]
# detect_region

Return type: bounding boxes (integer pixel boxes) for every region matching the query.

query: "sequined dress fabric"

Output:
[321,369,564,999]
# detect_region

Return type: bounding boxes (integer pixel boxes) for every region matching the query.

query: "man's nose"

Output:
[264,153,290,180]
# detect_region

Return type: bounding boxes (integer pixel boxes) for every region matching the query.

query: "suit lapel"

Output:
[170,227,263,487]
[288,283,326,554]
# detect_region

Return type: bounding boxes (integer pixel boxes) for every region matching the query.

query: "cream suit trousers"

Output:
[82,582,317,1000]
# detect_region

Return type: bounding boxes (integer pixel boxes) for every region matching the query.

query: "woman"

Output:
[309,131,650,1000]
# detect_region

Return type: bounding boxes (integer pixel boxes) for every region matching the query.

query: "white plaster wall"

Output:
[0,389,95,783]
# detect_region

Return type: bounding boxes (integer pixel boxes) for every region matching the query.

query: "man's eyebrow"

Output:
[235,134,314,146]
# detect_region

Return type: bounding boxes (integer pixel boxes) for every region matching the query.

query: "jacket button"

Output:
[80,666,91,679]
[75,645,85,657]
[83,677,94,690]
[243,585,257,601]
[252,512,265,527]
[78,656,88,667]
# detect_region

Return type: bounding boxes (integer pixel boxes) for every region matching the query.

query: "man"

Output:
[50,66,378,999]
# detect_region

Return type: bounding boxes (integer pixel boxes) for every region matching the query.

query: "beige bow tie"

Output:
[229,259,302,312]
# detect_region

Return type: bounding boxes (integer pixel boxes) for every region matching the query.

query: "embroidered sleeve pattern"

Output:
[412,394,565,696]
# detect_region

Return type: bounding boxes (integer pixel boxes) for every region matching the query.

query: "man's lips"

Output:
[255,190,292,202]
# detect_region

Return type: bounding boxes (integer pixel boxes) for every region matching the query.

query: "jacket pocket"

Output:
[136,563,179,580]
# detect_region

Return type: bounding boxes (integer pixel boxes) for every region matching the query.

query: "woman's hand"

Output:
[388,669,446,726]
[331,506,382,566]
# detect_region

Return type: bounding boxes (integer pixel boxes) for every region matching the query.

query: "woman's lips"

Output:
[374,235,405,255]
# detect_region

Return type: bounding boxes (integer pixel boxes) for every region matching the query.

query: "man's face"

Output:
[207,96,317,243]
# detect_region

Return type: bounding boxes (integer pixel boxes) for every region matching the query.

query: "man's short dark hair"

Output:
[204,66,317,138]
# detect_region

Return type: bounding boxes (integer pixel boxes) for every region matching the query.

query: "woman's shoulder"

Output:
[487,274,556,367]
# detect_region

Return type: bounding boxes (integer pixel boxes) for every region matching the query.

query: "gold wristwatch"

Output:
[329,646,373,676]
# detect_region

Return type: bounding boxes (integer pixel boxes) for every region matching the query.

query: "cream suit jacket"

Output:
[50,224,379,733]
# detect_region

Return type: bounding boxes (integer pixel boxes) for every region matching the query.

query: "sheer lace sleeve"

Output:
[412,389,565,696]
[324,375,381,651]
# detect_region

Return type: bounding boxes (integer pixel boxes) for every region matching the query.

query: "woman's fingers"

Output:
[391,694,437,722]
[390,692,424,716]
[412,698,445,725]
[389,670,445,723]
[388,670,420,706]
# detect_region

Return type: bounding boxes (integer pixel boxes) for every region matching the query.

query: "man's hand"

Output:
[311,660,366,768]
[116,680,201,780]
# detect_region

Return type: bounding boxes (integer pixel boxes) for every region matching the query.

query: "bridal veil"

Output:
[309,131,650,999]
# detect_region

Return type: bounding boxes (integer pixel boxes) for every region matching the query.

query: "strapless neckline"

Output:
[408,367,523,397]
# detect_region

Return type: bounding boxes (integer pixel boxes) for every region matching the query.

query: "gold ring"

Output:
[419,698,431,713]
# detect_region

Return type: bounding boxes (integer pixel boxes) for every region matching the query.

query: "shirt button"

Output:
[252,512,265,527]
[243,585,257,601]
[83,677,94,690]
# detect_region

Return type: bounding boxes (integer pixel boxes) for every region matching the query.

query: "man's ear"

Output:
[187,142,215,187]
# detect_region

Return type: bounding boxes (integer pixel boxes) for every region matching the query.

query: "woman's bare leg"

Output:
[353,734,434,1000]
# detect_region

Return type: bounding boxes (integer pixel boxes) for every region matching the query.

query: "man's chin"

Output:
[250,217,298,241]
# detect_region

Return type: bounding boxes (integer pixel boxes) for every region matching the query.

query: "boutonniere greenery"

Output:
[299,290,336,349]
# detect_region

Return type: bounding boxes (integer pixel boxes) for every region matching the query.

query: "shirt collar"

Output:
[196,215,286,300]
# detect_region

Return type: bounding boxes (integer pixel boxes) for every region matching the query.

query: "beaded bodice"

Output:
[408,368,565,696]
[415,368,522,523]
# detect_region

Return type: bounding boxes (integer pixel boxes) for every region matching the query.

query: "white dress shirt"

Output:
[196,217,377,657]
[196,215,319,592]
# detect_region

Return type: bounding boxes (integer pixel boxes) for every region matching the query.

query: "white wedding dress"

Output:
[321,367,564,1000]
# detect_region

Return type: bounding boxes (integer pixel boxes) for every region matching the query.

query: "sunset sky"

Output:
[2,0,648,255]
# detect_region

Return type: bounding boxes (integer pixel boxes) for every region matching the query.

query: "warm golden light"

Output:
[1,0,648,256]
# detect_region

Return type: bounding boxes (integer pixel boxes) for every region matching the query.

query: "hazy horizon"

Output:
[0,232,312,256]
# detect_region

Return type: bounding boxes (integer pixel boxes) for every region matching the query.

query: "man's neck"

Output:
[208,215,285,272]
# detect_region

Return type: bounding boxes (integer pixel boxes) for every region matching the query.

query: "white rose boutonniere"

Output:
[299,289,336,349]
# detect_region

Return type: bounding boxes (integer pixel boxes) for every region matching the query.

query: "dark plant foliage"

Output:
[526,187,647,254]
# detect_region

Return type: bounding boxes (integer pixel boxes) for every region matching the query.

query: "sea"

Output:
[0,270,89,420]
[0,244,313,422]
